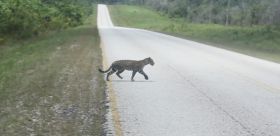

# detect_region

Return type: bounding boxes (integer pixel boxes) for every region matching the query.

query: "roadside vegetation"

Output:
[0,6,106,135]
[0,0,94,39]
[109,5,280,63]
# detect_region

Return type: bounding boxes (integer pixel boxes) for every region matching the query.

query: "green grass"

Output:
[0,6,106,135]
[109,5,280,63]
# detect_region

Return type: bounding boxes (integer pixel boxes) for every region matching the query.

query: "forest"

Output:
[102,0,280,26]
[1,0,280,39]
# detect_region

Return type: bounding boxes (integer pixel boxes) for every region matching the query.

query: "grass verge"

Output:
[109,5,280,63]
[0,6,106,136]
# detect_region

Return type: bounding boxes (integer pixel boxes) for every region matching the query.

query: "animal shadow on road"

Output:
[110,80,155,82]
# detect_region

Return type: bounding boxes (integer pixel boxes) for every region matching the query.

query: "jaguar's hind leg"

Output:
[106,69,116,81]
[116,69,124,79]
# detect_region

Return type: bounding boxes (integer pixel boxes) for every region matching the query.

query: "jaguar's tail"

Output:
[98,66,112,73]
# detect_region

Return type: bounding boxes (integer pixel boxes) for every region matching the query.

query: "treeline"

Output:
[0,0,96,38]
[104,0,280,26]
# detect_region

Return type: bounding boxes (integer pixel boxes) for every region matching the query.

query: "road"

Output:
[97,4,280,136]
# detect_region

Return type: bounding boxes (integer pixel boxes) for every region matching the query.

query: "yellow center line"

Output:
[204,57,280,93]
[225,65,280,93]
[100,41,123,136]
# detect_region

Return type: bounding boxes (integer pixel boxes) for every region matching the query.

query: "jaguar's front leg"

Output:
[139,70,148,80]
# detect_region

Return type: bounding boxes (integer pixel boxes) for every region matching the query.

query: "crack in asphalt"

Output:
[167,64,256,136]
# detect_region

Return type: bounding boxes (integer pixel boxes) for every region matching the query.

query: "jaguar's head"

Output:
[147,57,154,66]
